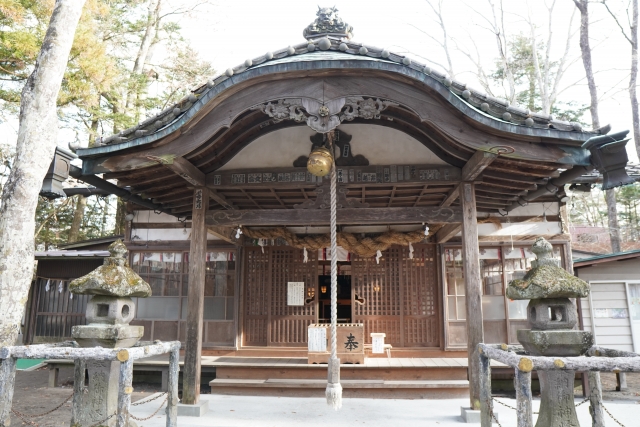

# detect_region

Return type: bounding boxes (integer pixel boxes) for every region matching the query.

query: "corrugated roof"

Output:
[573,249,640,267]
[35,250,110,259]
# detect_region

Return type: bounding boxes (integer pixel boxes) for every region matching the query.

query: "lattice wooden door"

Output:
[352,244,439,347]
[243,247,270,346]
[243,246,317,347]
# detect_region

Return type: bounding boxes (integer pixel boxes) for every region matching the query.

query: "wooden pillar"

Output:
[70,359,86,425]
[514,368,533,427]
[588,371,605,427]
[182,187,209,405]
[478,350,492,427]
[166,345,180,427]
[116,358,134,427]
[460,182,484,410]
[0,357,16,427]
[235,244,245,349]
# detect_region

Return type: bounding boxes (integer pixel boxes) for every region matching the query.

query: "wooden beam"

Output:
[207,226,235,244]
[161,157,205,187]
[206,206,462,227]
[460,182,484,410]
[437,149,496,210]
[462,151,498,181]
[209,189,236,210]
[435,224,461,243]
[440,186,460,207]
[205,165,461,189]
[182,187,208,405]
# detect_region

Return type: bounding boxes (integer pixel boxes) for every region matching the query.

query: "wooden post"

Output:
[588,371,605,427]
[514,368,533,427]
[48,365,59,387]
[183,187,209,404]
[70,359,86,426]
[0,357,16,427]
[478,349,492,427]
[460,182,484,410]
[116,359,134,427]
[166,345,179,427]
[235,244,245,349]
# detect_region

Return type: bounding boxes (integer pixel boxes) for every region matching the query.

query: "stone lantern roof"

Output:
[506,237,590,300]
[69,240,152,297]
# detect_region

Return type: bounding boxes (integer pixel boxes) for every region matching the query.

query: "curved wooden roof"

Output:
[74,40,601,218]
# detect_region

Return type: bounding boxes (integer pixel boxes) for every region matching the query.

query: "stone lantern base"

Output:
[517,329,593,357]
[72,324,143,349]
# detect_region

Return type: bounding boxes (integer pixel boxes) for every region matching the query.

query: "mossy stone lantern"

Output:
[69,240,151,427]
[507,237,593,427]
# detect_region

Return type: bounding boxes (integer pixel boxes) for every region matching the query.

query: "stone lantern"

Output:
[507,237,592,427]
[69,240,152,427]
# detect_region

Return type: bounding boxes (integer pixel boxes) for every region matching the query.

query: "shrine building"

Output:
[43,8,634,404]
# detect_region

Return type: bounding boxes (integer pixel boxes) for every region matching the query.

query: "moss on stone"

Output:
[69,240,152,297]
[506,264,589,300]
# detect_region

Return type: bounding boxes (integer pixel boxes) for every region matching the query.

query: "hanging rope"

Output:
[243,227,429,257]
[326,162,342,410]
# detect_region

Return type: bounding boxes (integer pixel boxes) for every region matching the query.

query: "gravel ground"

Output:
[599,372,640,402]
[10,366,161,427]
[8,367,640,426]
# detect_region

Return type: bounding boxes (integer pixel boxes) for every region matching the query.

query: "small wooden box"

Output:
[307,323,365,364]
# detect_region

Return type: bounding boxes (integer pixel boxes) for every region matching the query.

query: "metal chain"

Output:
[87,413,116,427]
[491,395,591,421]
[130,394,168,421]
[487,398,504,427]
[11,392,73,419]
[575,397,590,407]
[602,403,626,427]
[132,392,167,406]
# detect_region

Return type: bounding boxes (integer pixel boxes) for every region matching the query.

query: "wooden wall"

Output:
[576,260,640,352]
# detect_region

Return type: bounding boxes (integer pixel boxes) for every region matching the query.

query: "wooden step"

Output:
[215,365,468,381]
[209,378,470,398]
[211,378,469,389]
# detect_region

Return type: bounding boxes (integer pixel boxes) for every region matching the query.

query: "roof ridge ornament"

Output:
[303,6,353,41]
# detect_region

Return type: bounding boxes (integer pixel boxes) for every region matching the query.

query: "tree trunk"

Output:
[125,0,161,119]
[574,0,600,129]
[114,197,126,235]
[631,0,640,159]
[574,0,622,252]
[605,189,622,253]
[0,0,86,347]
[68,196,87,243]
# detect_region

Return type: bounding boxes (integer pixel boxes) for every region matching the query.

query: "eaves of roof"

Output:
[76,40,598,160]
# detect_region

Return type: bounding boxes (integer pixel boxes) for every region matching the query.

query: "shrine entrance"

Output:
[242,244,440,349]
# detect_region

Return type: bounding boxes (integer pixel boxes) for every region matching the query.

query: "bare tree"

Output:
[0,0,86,346]
[526,0,577,115]
[602,0,640,159]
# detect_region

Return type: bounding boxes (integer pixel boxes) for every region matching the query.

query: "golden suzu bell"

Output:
[306,146,334,177]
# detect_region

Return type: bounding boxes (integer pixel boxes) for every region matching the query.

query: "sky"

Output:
[1,0,639,162]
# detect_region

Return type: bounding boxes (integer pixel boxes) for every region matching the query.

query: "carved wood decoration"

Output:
[243,247,317,347]
[352,244,439,347]
[294,177,369,209]
[253,96,398,134]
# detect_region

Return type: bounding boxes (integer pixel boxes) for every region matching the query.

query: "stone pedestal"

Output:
[536,370,579,427]
[73,360,122,427]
